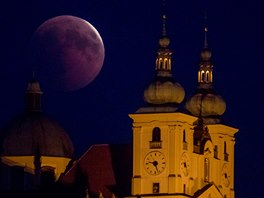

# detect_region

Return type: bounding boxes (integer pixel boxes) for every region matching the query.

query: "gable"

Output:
[193,183,223,198]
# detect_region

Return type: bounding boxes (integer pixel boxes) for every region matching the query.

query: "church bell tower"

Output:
[128,13,238,198]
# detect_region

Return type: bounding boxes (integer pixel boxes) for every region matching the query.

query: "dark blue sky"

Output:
[0,0,261,197]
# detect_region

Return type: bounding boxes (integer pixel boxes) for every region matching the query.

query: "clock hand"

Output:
[152,161,159,173]
[148,161,158,166]
[149,160,159,173]
[155,165,159,172]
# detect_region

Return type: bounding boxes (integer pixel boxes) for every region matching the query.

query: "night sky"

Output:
[0,0,261,197]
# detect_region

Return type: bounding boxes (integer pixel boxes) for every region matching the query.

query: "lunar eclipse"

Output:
[30,15,105,91]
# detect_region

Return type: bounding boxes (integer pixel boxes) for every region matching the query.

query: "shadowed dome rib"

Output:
[1,112,74,158]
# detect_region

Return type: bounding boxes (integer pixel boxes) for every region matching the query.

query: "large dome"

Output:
[1,112,74,158]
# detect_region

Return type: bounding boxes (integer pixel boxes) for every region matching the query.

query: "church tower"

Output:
[185,19,239,198]
[128,14,238,198]
[129,14,196,196]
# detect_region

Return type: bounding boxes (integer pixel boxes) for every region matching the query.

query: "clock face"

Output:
[221,163,230,187]
[180,153,190,176]
[144,151,166,175]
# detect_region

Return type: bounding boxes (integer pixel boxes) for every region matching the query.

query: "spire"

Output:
[204,12,208,49]
[185,14,226,124]
[198,14,213,89]
[140,1,185,111]
[162,14,167,37]
[158,0,169,48]
[156,13,172,74]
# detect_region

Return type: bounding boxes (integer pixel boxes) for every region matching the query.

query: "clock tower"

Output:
[128,14,238,198]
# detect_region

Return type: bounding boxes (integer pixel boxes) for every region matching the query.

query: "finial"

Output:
[204,12,208,48]
[162,14,167,37]
[161,0,167,37]
[162,0,166,13]
[158,11,170,48]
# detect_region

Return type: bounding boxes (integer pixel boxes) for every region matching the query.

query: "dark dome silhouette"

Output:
[1,112,74,158]
[1,79,74,158]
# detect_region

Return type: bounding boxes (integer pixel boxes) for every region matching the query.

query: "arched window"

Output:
[204,158,210,182]
[201,70,205,82]
[152,127,161,142]
[206,71,210,82]
[159,58,163,69]
[164,58,167,70]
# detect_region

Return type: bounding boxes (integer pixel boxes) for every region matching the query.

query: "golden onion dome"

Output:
[185,92,226,122]
[144,80,185,105]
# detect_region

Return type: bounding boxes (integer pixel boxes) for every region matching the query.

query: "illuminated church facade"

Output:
[127,15,238,198]
[0,12,238,198]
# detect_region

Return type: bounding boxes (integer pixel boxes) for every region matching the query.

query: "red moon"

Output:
[30,15,105,91]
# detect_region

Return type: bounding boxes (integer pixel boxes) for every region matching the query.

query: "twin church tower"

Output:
[128,14,238,198]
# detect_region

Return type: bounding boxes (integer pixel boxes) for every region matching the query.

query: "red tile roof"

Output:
[59,144,132,198]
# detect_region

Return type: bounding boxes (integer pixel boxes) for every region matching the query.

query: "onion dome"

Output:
[1,78,74,158]
[144,80,184,105]
[185,24,226,124]
[143,15,185,109]
[186,90,226,123]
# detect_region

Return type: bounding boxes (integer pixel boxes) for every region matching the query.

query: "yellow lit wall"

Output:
[129,112,238,198]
